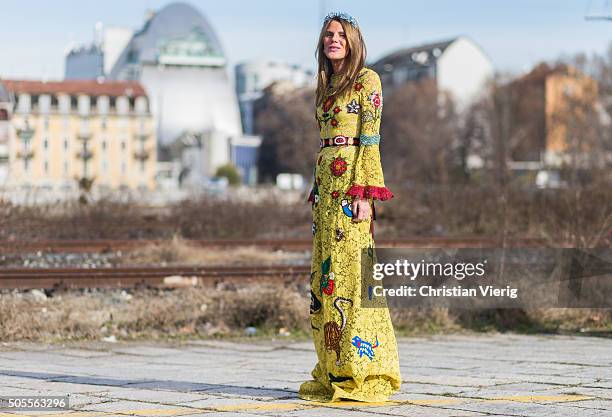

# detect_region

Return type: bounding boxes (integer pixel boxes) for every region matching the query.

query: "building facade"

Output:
[372,36,494,110]
[0,83,10,186]
[65,44,105,81]
[107,2,260,184]
[506,63,600,167]
[1,79,156,192]
[235,61,314,135]
[65,23,132,81]
[64,2,261,185]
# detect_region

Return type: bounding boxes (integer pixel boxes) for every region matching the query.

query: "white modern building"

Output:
[372,36,494,110]
[235,61,314,134]
[64,2,261,185]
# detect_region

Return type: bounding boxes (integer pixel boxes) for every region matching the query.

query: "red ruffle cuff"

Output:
[345,184,394,201]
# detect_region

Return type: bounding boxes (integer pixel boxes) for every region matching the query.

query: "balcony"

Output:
[16,126,35,141]
[133,132,151,141]
[16,150,35,160]
[76,150,94,160]
[77,131,92,141]
[133,149,150,161]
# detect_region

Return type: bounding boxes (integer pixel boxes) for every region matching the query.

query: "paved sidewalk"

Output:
[0,333,610,416]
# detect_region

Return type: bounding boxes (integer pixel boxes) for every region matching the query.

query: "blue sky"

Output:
[0,0,609,80]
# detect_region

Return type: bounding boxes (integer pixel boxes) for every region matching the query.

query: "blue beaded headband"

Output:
[324,11,358,28]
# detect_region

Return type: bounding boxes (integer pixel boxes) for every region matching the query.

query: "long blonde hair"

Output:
[315,18,367,106]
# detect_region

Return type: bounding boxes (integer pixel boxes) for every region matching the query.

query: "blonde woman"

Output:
[299,11,401,403]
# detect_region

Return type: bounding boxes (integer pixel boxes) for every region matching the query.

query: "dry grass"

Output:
[0,195,312,241]
[1,184,611,246]
[1,286,610,343]
[0,285,310,342]
[123,235,308,266]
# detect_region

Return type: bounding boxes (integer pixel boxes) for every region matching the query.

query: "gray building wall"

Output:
[65,46,104,80]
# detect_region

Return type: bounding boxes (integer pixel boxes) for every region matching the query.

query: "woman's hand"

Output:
[351,197,371,222]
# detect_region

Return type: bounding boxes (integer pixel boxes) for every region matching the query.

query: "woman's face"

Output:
[323,20,348,61]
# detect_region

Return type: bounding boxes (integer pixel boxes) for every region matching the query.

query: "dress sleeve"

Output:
[345,70,394,201]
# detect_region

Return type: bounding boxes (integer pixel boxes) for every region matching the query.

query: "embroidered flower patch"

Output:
[330,156,347,176]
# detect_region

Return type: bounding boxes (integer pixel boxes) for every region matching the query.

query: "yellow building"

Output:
[544,66,598,157]
[1,79,156,192]
[507,63,599,165]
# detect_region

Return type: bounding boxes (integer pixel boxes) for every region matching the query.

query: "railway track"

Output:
[0,236,556,290]
[0,236,549,253]
[0,265,311,290]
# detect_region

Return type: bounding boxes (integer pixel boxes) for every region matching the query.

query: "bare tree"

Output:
[382,79,460,186]
[253,84,319,183]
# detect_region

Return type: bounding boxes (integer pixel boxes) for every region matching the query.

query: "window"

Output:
[17,94,31,113]
[78,95,90,116]
[39,95,51,114]
[135,97,148,114]
[117,96,129,115]
[98,96,109,114]
[59,95,70,114]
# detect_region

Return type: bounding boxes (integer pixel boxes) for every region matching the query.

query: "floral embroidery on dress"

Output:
[329,156,347,176]
[300,68,400,404]
[369,91,382,109]
[322,96,335,113]
[319,256,335,296]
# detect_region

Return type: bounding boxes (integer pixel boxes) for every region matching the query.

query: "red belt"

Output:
[320,135,360,148]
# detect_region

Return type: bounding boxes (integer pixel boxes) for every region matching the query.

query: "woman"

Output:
[298,11,402,403]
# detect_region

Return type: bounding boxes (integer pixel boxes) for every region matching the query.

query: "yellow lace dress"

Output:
[299,67,402,402]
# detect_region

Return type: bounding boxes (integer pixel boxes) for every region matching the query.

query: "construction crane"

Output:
[585,0,612,21]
